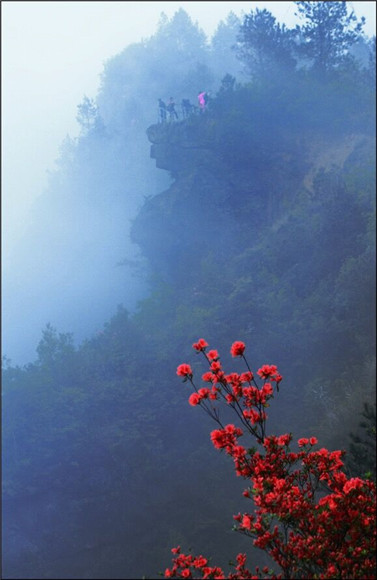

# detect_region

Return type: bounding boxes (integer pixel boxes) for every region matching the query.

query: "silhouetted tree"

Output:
[294,1,365,73]
[218,73,236,93]
[236,8,297,80]
[153,8,207,61]
[210,12,244,81]
[76,95,103,133]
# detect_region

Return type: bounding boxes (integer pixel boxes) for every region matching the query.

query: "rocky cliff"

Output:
[132,115,374,283]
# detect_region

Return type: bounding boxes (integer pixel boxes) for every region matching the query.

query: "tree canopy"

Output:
[294,0,366,73]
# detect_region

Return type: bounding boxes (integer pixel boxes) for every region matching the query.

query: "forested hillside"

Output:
[2,4,376,579]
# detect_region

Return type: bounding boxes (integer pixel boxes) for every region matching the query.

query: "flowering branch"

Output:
[167,339,376,579]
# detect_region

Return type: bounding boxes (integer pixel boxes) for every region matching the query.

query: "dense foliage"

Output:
[347,402,376,480]
[2,4,375,579]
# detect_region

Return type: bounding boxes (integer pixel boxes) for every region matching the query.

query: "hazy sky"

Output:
[2,1,376,252]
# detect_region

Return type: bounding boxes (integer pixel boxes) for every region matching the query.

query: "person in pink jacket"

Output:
[198,91,206,112]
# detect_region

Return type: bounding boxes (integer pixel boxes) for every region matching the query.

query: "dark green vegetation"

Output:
[347,402,376,480]
[2,4,376,579]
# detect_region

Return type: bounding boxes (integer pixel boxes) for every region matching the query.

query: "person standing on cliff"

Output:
[167,97,178,121]
[158,98,167,123]
[181,98,193,118]
[198,91,207,113]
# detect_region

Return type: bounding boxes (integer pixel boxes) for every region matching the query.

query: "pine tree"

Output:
[294,1,365,73]
[236,8,296,80]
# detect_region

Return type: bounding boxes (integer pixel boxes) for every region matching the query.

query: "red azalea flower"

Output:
[188,392,200,406]
[198,387,210,398]
[230,341,246,357]
[277,433,292,446]
[241,514,253,530]
[176,363,193,377]
[343,477,365,494]
[257,364,278,379]
[236,553,246,566]
[261,382,273,396]
[193,556,208,568]
[210,429,225,448]
[211,360,222,373]
[192,338,209,351]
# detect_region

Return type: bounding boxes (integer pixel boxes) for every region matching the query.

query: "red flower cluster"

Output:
[256,366,283,388]
[188,388,211,406]
[166,340,377,579]
[192,338,209,351]
[210,424,244,453]
[230,341,246,357]
[165,546,273,579]
[177,363,193,378]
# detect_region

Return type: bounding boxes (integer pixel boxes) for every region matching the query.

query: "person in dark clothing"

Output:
[167,97,178,121]
[158,98,167,123]
[181,98,194,118]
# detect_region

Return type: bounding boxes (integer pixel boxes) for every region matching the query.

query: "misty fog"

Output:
[2,7,247,366]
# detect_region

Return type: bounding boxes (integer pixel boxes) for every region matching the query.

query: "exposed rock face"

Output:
[147,119,219,172]
[133,118,375,280]
[134,119,236,278]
